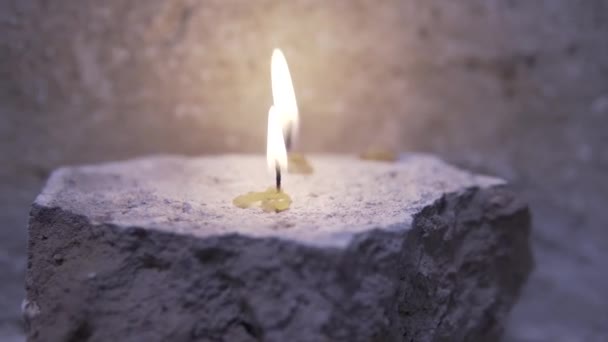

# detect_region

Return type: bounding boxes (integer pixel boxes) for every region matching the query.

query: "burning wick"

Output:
[271,49,314,174]
[232,49,299,212]
[275,164,281,191]
[232,106,291,212]
[266,105,288,190]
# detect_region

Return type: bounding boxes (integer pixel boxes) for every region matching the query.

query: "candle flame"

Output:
[271,48,299,147]
[267,105,288,173]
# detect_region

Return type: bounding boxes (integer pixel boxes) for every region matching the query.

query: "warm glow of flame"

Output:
[271,48,299,145]
[267,105,288,173]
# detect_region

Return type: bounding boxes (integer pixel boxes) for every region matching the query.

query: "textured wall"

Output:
[1,1,607,341]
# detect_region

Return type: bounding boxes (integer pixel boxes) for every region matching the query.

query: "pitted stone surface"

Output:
[37,154,501,247]
[26,155,531,342]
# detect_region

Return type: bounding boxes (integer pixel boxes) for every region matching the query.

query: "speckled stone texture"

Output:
[3,2,608,341]
[26,155,532,342]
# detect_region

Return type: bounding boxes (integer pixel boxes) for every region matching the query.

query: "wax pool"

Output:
[233,187,292,213]
[288,153,314,174]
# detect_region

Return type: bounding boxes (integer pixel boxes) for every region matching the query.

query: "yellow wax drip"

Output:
[288,153,314,174]
[359,149,398,162]
[233,187,292,213]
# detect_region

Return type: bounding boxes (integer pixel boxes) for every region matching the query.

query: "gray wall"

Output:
[2,1,607,340]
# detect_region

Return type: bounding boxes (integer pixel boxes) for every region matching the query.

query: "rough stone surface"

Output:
[26,155,532,342]
[2,1,607,341]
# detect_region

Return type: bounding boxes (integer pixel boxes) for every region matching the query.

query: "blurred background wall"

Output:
[1,1,607,341]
